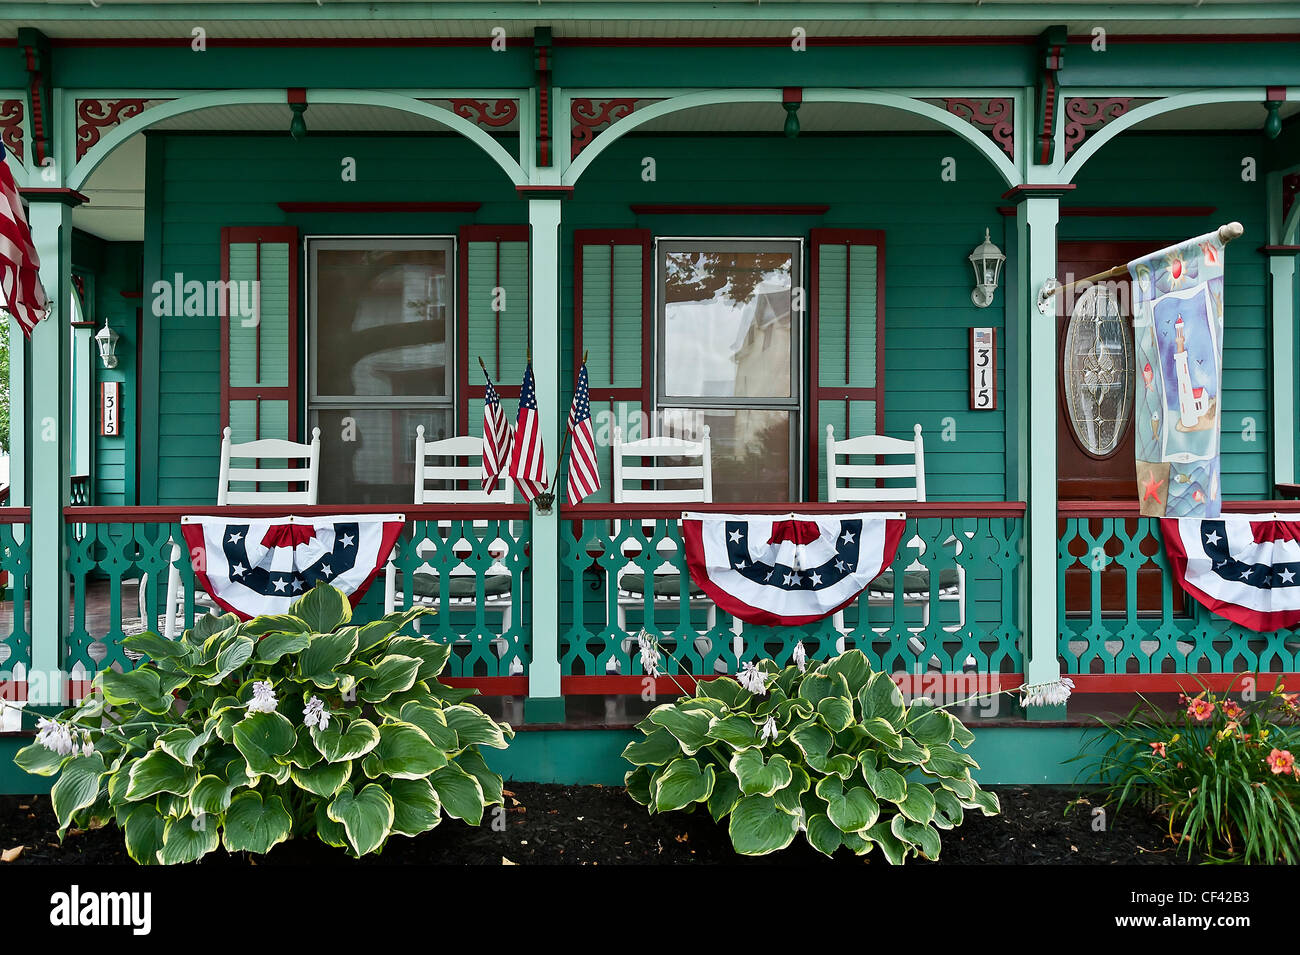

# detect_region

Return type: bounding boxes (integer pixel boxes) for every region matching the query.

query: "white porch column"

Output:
[1013,190,1065,718]
[524,197,565,723]
[26,198,72,708]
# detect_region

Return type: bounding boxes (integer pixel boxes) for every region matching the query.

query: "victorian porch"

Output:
[1,4,1299,787]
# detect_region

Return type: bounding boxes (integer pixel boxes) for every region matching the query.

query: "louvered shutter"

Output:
[809,229,885,500]
[459,225,530,433]
[219,227,299,443]
[573,229,651,502]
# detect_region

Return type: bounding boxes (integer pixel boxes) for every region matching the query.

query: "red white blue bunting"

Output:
[180,514,404,620]
[682,512,906,626]
[1162,514,1300,632]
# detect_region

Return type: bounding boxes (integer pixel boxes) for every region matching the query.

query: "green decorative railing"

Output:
[0,507,32,730]
[560,502,1026,692]
[61,505,531,698]
[1058,501,1300,692]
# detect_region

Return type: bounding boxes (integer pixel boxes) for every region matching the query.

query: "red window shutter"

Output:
[808,228,886,501]
[219,226,299,442]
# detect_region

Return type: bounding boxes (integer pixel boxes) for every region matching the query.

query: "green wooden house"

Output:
[1,0,1299,787]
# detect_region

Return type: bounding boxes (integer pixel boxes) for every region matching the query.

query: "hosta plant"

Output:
[1080,679,1300,863]
[14,584,513,863]
[622,650,999,862]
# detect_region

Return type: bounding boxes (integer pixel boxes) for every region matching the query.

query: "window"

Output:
[656,240,802,501]
[307,237,455,504]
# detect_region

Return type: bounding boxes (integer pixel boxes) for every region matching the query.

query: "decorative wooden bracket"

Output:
[0,99,23,162]
[1033,25,1067,165]
[534,26,552,167]
[17,28,51,169]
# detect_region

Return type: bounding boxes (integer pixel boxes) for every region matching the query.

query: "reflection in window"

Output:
[658,241,801,501]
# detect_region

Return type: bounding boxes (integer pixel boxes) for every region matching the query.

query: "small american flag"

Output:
[0,145,48,337]
[565,361,601,505]
[480,370,512,494]
[509,361,548,502]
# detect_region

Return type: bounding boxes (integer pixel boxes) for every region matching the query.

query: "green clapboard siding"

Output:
[816,243,878,389]
[467,239,530,386]
[580,241,645,390]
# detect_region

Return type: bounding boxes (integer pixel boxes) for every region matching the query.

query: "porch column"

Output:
[7,315,25,506]
[26,197,73,709]
[1265,249,1298,487]
[524,197,565,723]
[1013,190,1065,719]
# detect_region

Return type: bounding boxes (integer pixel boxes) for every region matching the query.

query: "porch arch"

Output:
[561,88,1023,189]
[69,88,528,192]
[1059,88,1273,184]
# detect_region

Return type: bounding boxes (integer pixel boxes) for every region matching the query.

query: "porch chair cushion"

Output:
[404,571,513,600]
[618,571,707,598]
[867,568,960,596]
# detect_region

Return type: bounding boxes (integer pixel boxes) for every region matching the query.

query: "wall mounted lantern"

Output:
[95,317,119,369]
[968,228,1005,308]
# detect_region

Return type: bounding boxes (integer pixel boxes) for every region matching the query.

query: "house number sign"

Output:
[101,381,122,436]
[970,327,997,410]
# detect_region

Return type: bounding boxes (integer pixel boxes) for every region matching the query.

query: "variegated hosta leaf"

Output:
[622,727,683,766]
[729,749,793,797]
[652,758,717,812]
[728,795,799,855]
[815,774,880,834]
[647,705,713,755]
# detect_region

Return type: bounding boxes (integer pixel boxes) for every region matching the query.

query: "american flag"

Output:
[509,361,548,502]
[565,361,601,505]
[0,145,48,337]
[480,370,512,494]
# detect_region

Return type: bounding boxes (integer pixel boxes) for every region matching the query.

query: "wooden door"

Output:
[1057,240,1176,615]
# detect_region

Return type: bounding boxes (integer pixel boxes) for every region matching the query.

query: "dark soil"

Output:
[0,783,1196,866]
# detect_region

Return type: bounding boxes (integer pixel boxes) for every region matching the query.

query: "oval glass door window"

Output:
[1063,284,1132,458]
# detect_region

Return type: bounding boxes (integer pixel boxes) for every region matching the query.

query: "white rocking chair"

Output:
[825,424,969,662]
[382,428,521,675]
[161,426,321,638]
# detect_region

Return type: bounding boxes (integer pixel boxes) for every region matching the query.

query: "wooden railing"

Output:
[1057,500,1300,694]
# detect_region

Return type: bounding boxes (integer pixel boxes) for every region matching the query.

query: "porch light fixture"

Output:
[94,318,119,369]
[968,228,1005,308]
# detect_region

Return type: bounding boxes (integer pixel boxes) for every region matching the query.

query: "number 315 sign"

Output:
[969,327,997,410]
[101,382,122,436]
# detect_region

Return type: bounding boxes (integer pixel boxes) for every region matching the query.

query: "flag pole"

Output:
[1036,221,1243,314]
[551,349,588,489]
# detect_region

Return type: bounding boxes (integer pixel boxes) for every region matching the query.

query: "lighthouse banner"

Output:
[180,514,405,619]
[681,512,906,626]
[1162,515,1300,632]
[1130,231,1225,517]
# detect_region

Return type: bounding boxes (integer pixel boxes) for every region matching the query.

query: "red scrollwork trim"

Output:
[571,98,642,159]
[76,99,150,160]
[1062,97,1134,158]
[447,98,519,129]
[942,98,1014,160]
[0,100,22,162]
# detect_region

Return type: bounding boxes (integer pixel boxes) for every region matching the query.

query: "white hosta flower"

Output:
[80,729,95,758]
[791,641,807,673]
[247,681,278,714]
[35,717,76,757]
[637,631,661,678]
[303,695,330,731]
[737,661,770,697]
[1019,677,1075,708]
[761,715,779,744]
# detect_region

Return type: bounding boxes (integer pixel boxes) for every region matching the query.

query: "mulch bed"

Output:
[0,783,1197,865]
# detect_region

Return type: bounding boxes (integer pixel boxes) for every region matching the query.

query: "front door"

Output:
[1057,240,1175,614]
